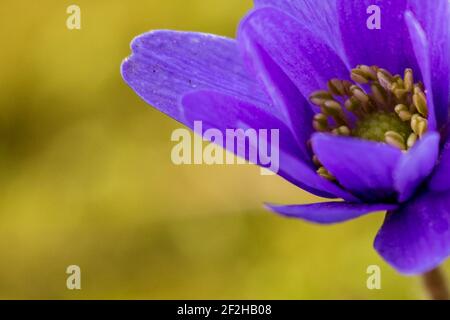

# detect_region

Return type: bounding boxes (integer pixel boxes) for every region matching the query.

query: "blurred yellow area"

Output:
[0,0,447,299]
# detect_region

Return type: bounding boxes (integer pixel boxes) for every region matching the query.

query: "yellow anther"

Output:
[411,114,428,137]
[377,69,394,89]
[310,90,333,106]
[332,126,351,136]
[407,133,418,149]
[350,85,370,104]
[371,82,388,106]
[359,65,378,80]
[328,79,351,96]
[404,68,414,91]
[344,96,361,112]
[351,66,376,84]
[317,167,335,181]
[394,104,412,121]
[393,88,409,100]
[385,131,407,150]
[313,113,329,132]
[413,89,428,117]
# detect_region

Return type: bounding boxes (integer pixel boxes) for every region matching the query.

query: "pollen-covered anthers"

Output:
[313,155,336,181]
[309,65,430,180]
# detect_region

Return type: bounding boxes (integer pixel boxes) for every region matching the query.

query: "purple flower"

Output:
[121,0,450,275]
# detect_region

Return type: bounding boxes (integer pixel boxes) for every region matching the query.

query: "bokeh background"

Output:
[0,0,448,299]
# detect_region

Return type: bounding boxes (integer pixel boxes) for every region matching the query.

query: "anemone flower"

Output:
[121,0,450,299]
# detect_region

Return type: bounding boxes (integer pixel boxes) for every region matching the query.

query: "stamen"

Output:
[350,85,369,104]
[344,96,361,112]
[321,100,348,126]
[317,167,335,181]
[309,65,431,179]
[332,126,351,136]
[411,114,428,137]
[377,69,394,90]
[385,131,406,150]
[404,68,414,92]
[351,69,370,84]
[313,113,329,132]
[407,133,418,148]
[371,82,388,107]
[393,87,409,100]
[327,79,351,96]
[350,85,373,113]
[310,90,333,106]
[394,104,412,121]
[413,87,428,117]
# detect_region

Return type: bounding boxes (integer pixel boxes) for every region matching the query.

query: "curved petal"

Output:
[429,131,450,192]
[182,90,359,201]
[238,38,315,164]
[121,30,275,124]
[253,0,347,63]
[311,133,402,202]
[121,30,359,201]
[407,0,450,128]
[405,11,437,130]
[182,90,302,161]
[336,0,420,76]
[375,189,450,275]
[266,201,397,225]
[394,132,440,202]
[238,7,349,102]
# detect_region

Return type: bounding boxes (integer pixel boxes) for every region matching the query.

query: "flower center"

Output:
[309,65,429,180]
[353,112,411,142]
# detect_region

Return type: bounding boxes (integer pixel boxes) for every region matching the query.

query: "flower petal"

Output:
[336,0,419,76]
[253,0,347,63]
[374,189,450,275]
[238,37,315,164]
[182,90,302,161]
[121,31,275,124]
[394,132,440,202]
[429,130,450,192]
[238,7,349,101]
[121,30,360,202]
[311,133,402,202]
[182,90,359,201]
[407,0,450,128]
[266,201,397,225]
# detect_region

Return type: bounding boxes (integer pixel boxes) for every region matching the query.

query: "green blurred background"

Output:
[0,0,448,299]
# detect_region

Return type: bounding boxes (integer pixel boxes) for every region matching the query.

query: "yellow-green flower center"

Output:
[353,112,411,142]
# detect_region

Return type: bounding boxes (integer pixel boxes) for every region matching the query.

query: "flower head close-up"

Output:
[121,0,450,297]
